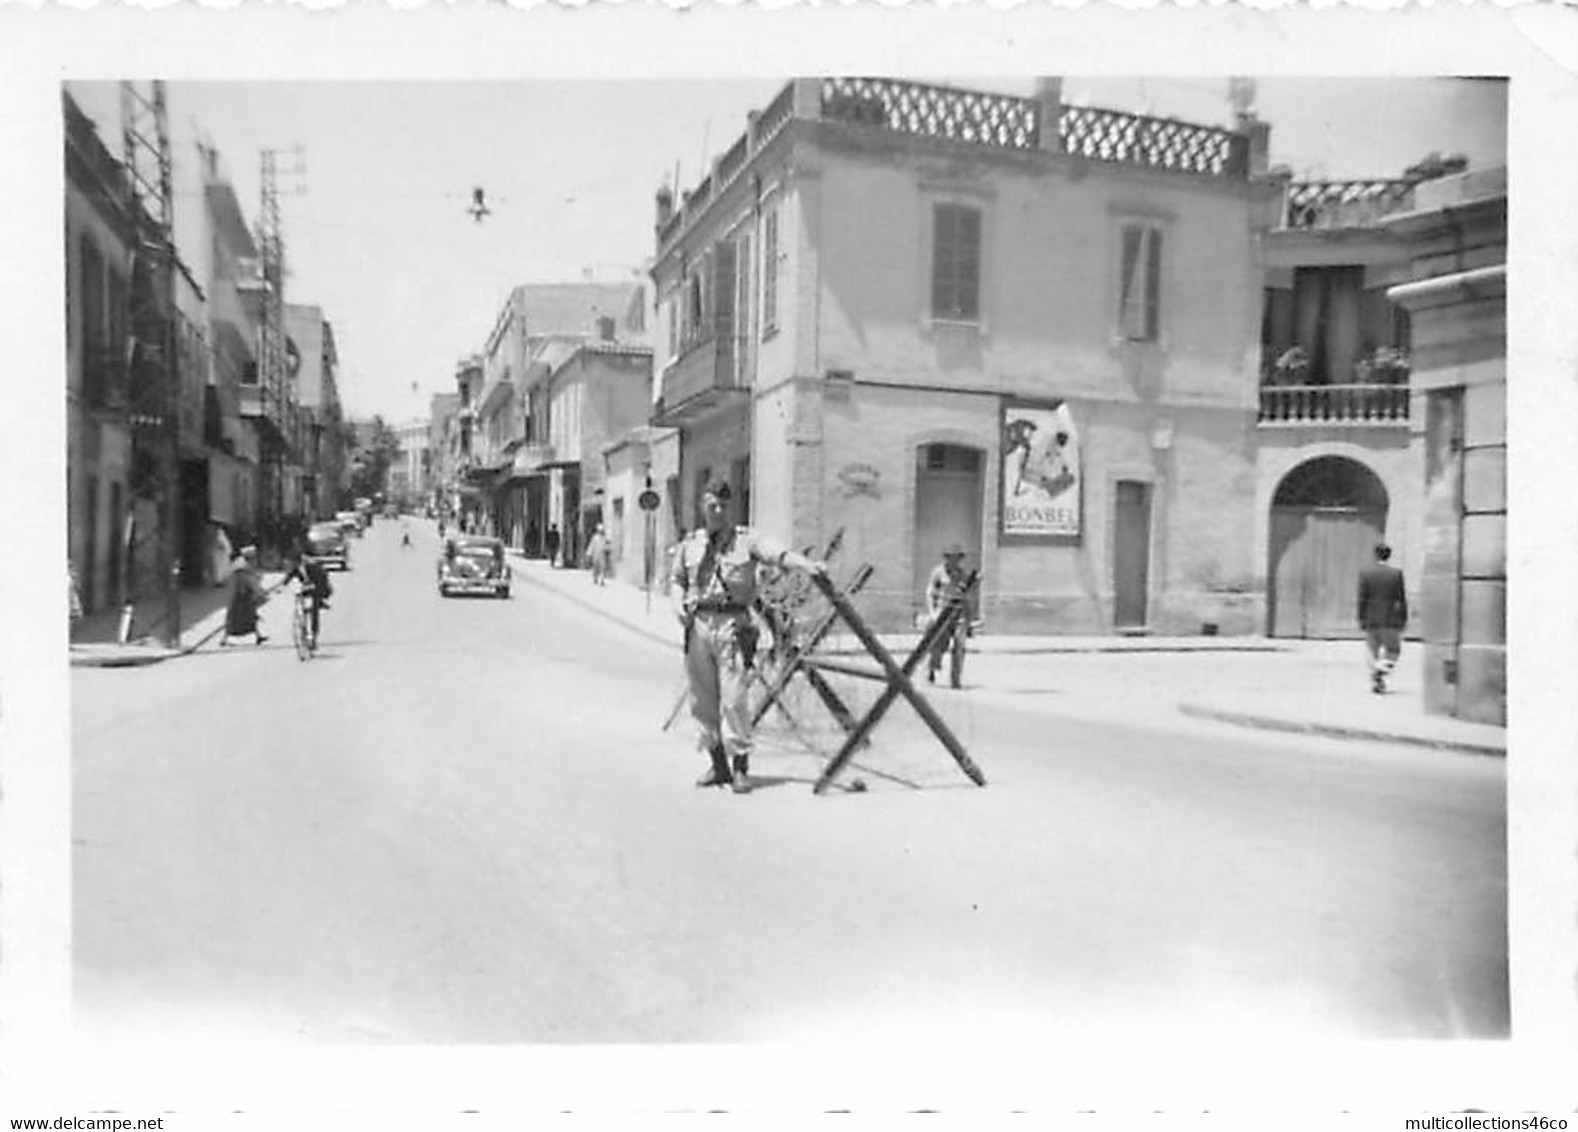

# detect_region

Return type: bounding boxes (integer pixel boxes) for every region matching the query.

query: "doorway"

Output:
[912,443,984,610]
[1113,480,1152,629]
[1268,456,1389,639]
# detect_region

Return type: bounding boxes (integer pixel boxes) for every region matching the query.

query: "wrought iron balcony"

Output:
[1258,383,1410,426]
[653,333,746,427]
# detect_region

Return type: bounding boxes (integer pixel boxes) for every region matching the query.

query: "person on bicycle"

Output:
[283,542,333,642]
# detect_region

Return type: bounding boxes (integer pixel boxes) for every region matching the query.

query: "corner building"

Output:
[654,78,1276,633]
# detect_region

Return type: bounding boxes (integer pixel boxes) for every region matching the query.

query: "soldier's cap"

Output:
[943,543,966,558]
[702,478,732,501]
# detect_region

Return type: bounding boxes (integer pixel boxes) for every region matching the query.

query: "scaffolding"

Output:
[119,80,182,646]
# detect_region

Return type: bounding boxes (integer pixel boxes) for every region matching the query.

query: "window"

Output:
[762,209,779,337]
[1118,223,1162,341]
[666,295,678,359]
[931,203,982,322]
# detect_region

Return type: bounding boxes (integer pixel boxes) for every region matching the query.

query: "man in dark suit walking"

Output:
[1357,542,1408,694]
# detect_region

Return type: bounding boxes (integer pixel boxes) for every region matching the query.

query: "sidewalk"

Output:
[69,572,287,667]
[505,552,1506,758]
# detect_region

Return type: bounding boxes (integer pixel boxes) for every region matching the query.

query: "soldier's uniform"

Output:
[670,522,790,791]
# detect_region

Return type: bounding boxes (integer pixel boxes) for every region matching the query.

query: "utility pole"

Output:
[121,80,182,648]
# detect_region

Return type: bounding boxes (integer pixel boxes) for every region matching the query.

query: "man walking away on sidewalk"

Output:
[546,523,562,568]
[1357,542,1408,694]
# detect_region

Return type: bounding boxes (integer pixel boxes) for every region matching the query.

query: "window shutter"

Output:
[1119,225,1144,338]
[1144,226,1162,340]
[932,203,982,322]
[958,207,981,321]
[712,240,737,382]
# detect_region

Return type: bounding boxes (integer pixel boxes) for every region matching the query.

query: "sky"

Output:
[66,77,1506,427]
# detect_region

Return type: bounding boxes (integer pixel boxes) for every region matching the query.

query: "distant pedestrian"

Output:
[221,546,268,647]
[924,543,977,689]
[1357,542,1408,694]
[671,478,825,793]
[545,524,561,569]
[587,526,610,585]
[68,559,83,624]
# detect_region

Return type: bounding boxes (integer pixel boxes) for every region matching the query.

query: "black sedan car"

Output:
[306,522,351,570]
[438,535,511,598]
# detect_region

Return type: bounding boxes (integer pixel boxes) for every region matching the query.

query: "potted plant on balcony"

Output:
[1268,345,1311,386]
[1356,346,1411,385]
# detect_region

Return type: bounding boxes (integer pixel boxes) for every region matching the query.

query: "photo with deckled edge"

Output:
[2,0,1576,1120]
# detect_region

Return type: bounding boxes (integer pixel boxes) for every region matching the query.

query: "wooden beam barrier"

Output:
[801,655,890,682]
[749,562,875,729]
[808,570,987,794]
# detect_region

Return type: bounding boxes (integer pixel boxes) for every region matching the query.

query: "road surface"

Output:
[72,520,1508,1043]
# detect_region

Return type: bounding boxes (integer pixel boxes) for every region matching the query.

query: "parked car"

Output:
[438,535,511,598]
[335,510,362,538]
[307,522,351,570]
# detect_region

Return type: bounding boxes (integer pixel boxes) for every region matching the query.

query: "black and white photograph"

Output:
[3,3,1577,1123]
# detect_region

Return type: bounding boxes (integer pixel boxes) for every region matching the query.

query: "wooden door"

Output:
[1270,506,1384,638]
[1113,480,1151,629]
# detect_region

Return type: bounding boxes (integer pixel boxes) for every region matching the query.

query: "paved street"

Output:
[72,521,1507,1043]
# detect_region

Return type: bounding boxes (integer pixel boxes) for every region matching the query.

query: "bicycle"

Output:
[292,588,318,660]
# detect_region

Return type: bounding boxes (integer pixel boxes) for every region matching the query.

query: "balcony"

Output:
[1258,384,1410,427]
[653,334,746,428]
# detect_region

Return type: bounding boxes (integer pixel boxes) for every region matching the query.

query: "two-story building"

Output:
[543,334,655,569]
[652,77,1278,633]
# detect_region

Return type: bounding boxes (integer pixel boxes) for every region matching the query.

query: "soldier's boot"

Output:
[695,742,733,788]
[730,755,751,794]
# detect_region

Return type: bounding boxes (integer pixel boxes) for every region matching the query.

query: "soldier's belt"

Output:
[692,602,749,614]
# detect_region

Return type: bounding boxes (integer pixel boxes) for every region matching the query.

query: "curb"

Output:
[1177,703,1506,757]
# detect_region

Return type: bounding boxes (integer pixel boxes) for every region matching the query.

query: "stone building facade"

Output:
[1384,168,1507,725]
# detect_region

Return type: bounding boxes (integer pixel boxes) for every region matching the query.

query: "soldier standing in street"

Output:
[670,478,824,793]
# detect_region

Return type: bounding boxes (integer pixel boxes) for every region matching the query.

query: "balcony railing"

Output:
[1282,179,1416,230]
[821,76,1041,152]
[654,334,746,426]
[658,77,1251,256]
[1059,105,1246,178]
[1259,384,1410,426]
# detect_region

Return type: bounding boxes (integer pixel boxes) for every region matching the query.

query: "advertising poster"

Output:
[1000,399,1081,540]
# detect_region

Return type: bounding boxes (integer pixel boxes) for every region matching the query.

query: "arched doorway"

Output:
[1269,456,1389,638]
[913,443,984,614]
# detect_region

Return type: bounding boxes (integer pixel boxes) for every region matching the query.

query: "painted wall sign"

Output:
[837,461,882,499]
[1000,399,1081,541]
